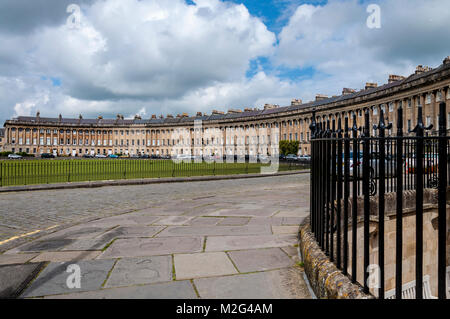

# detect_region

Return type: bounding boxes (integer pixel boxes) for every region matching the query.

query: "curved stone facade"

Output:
[3,57,450,157]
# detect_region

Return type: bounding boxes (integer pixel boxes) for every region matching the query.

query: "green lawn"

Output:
[0,159,306,187]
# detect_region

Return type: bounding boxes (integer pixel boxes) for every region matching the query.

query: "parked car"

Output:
[8,154,22,159]
[286,154,298,161]
[130,154,140,158]
[95,154,107,158]
[298,155,311,162]
[140,154,150,159]
[83,154,94,158]
[349,152,398,177]
[176,154,193,160]
[41,153,55,158]
[108,154,119,158]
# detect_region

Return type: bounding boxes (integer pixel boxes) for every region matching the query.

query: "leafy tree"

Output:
[279,140,300,156]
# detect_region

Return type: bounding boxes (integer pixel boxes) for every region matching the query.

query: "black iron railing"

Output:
[310,102,449,299]
[0,158,307,187]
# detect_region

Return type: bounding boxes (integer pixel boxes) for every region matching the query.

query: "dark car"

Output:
[83,154,94,158]
[41,153,55,158]
[140,154,150,159]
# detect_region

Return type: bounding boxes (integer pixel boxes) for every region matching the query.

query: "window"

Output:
[407,120,411,131]
[426,94,431,104]
[373,107,378,115]
[389,102,393,112]
[408,99,412,108]
[426,116,431,127]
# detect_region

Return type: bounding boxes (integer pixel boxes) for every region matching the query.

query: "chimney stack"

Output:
[443,56,450,65]
[342,88,356,95]
[415,65,432,75]
[315,94,328,101]
[388,74,406,83]
[151,114,156,119]
[227,109,242,114]
[212,110,224,115]
[365,82,378,90]
[290,99,302,106]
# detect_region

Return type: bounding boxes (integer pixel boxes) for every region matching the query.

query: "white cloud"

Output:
[1,0,450,125]
[276,0,450,96]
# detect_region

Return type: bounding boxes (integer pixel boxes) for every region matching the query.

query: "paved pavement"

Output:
[0,173,312,299]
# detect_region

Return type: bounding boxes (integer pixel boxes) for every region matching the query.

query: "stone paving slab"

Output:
[104,256,172,288]
[22,259,116,298]
[61,237,113,251]
[187,217,223,226]
[153,216,194,226]
[209,208,277,217]
[247,217,283,226]
[134,207,187,216]
[194,268,311,299]
[0,253,38,265]
[5,239,75,254]
[282,217,306,225]
[174,252,238,280]
[37,226,112,241]
[84,216,140,228]
[100,226,165,240]
[30,251,102,263]
[275,208,309,217]
[272,226,300,235]
[0,174,312,299]
[156,225,271,237]
[217,217,250,226]
[98,236,204,259]
[205,234,298,252]
[227,248,294,273]
[127,215,162,225]
[0,263,46,298]
[44,280,198,299]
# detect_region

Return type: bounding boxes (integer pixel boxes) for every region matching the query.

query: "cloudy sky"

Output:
[0,0,449,124]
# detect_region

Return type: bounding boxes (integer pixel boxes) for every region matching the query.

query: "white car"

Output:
[8,154,22,159]
[95,154,107,158]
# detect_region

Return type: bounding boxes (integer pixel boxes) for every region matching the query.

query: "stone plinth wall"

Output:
[301,188,450,298]
[299,217,373,299]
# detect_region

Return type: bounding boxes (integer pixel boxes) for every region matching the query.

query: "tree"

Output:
[279,140,300,156]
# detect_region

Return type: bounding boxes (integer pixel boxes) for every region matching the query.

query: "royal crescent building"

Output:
[2,56,450,157]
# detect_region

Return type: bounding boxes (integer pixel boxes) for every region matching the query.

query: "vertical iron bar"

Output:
[415,105,424,299]
[377,109,387,299]
[343,117,350,275]
[395,106,404,299]
[336,117,343,269]
[331,119,337,262]
[363,108,370,294]
[351,114,358,283]
[325,120,331,255]
[437,101,447,299]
